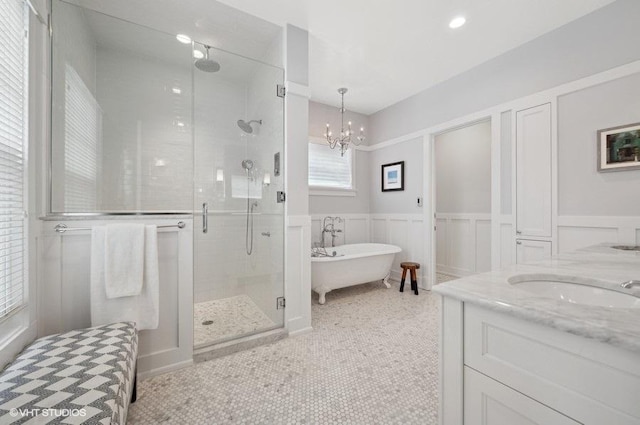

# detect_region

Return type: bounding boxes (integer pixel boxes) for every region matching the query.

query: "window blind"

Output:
[0,0,28,320]
[308,142,353,189]
[64,64,100,211]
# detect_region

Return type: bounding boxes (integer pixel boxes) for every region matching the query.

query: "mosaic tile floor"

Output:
[129,281,440,425]
[194,295,276,346]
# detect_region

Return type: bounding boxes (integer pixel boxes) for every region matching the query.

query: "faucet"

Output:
[621,280,640,289]
[321,216,343,248]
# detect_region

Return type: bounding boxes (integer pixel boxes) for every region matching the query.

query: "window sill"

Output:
[309,188,357,197]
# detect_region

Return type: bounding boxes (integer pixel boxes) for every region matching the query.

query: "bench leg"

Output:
[131,363,138,403]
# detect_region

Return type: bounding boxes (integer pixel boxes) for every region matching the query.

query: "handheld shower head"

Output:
[195,45,221,73]
[237,119,263,134]
[241,159,254,171]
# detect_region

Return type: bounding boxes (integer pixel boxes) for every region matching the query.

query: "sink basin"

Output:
[508,275,640,308]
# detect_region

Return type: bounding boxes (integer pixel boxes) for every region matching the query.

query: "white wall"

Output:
[38,218,194,378]
[368,0,640,145]
[369,137,424,215]
[435,121,492,214]
[434,121,492,277]
[558,72,640,216]
[308,101,370,215]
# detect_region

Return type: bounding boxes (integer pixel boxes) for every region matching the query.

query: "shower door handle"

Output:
[202,202,208,234]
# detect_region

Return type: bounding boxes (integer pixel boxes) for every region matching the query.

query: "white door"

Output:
[516,104,552,238]
[516,239,551,264]
[464,367,580,425]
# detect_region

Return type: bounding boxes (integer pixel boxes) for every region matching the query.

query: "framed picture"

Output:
[381,161,404,192]
[597,122,640,172]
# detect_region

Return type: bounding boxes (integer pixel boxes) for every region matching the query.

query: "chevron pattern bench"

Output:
[0,322,138,424]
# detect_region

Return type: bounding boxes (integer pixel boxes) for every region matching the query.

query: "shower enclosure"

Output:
[49,0,285,350]
[192,43,285,348]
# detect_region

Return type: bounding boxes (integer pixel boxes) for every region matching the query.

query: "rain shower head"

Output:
[237,119,262,134]
[194,45,220,73]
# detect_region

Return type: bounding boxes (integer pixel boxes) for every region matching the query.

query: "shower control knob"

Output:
[277,191,286,203]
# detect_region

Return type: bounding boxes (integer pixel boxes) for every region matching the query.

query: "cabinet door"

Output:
[516,104,552,238]
[464,367,580,425]
[516,239,551,264]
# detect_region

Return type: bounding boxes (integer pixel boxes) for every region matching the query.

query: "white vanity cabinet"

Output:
[440,298,640,425]
[516,239,551,263]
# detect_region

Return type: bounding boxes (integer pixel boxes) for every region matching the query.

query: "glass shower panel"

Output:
[193,44,285,347]
[50,0,193,213]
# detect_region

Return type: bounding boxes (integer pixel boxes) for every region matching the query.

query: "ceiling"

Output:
[214,0,616,114]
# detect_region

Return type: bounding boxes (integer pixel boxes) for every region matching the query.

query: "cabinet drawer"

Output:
[464,304,640,424]
[464,367,579,425]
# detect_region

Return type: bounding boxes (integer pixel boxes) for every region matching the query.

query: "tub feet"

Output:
[318,292,326,305]
[383,273,391,288]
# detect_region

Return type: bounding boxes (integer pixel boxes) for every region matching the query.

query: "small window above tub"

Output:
[308,137,356,197]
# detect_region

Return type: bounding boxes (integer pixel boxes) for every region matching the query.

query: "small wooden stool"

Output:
[399,262,420,295]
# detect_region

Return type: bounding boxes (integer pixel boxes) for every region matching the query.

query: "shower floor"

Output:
[194,295,276,346]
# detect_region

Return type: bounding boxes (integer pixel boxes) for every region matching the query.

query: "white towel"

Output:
[105,223,145,299]
[90,225,160,330]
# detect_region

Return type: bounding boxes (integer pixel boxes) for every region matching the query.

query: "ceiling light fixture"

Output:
[176,34,192,44]
[193,49,204,59]
[449,16,466,29]
[324,88,364,157]
[172,87,182,94]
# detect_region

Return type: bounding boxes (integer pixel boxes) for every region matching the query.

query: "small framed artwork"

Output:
[381,161,404,192]
[597,122,640,172]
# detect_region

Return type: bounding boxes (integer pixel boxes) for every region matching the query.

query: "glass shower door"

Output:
[193,44,285,348]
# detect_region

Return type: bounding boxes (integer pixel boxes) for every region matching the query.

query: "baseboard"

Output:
[138,359,193,381]
[288,326,313,337]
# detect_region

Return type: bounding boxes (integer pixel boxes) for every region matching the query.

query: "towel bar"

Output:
[54,221,186,234]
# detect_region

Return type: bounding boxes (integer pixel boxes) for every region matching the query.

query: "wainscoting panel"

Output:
[501,222,513,268]
[310,213,430,288]
[475,220,492,273]
[371,218,387,244]
[38,218,194,378]
[369,214,429,288]
[286,215,312,336]
[557,216,640,252]
[436,213,492,277]
[310,214,370,247]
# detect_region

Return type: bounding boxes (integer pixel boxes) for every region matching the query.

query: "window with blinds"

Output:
[308,141,354,189]
[0,0,28,320]
[64,64,100,211]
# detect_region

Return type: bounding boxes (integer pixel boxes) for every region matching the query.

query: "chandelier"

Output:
[324,88,364,156]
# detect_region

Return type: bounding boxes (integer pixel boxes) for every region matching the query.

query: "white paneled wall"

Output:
[311,213,431,289]
[557,216,640,252]
[436,213,492,277]
[310,214,370,247]
[38,218,194,378]
[285,216,312,336]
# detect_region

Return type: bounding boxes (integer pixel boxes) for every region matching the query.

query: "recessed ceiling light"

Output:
[172,87,182,94]
[449,16,466,29]
[193,49,204,59]
[176,34,192,44]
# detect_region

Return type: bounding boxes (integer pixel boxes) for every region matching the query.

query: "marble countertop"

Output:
[433,244,640,353]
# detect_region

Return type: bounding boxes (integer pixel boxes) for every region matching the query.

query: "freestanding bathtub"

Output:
[311,243,402,304]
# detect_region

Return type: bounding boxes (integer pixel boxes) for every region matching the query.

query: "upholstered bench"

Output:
[0,322,138,424]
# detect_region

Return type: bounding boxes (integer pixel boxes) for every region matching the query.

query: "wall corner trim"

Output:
[285,81,310,98]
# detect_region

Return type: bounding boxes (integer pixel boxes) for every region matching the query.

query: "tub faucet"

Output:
[321,216,343,248]
[621,280,640,289]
